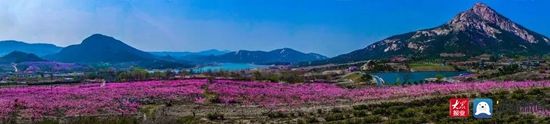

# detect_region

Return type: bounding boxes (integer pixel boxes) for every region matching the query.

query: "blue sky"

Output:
[0,0,548,57]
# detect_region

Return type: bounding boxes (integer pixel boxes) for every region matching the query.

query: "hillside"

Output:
[0,51,45,64]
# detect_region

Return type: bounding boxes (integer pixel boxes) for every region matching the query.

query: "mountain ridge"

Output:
[211,48,328,64]
[0,40,62,57]
[150,49,231,58]
[0,51,45,64]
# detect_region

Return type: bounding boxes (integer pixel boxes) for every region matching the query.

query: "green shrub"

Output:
[421,106,438,114]
[330,108,343,113]
[511,92,527,100]
[37,119,59,124]
[352,104,369,110]
[68,116,139,124]
[305,117,319,123]
[527,88,544,95]
[514,89,526,94]
[372,108,389,115]
[316,109,324,114]
[392,118,417,124]
[495,90,510,95]
[177,116,202,124]
[207,112,224,120]
[387,106,406,114]
[324,113,346,122]
[398,108,417,118]
[265,111,288,118]
[353,111,368,117]
[362,115,382,123]
[296,118,308,124]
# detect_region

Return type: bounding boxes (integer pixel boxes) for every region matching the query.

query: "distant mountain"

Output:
[196,49,232,56]
[211,48,328,64]
[150,49,231,58]
[321,3,550,64]
[50,34,155,63]
[0,40,62,56]
[0,51,45,63]
[49,34,191,68]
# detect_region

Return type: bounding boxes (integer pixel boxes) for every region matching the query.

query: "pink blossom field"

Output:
[1,79,549,119]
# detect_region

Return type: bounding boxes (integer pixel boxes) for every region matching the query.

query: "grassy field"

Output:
[409,63,456,72]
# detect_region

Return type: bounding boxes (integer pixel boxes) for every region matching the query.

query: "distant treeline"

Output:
[85,67,179,82]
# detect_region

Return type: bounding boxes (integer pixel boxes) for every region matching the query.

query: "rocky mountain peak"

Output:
[448,2,537,43]
[471,3,496,17]
[460,2,499,23]
[449,3,502,27]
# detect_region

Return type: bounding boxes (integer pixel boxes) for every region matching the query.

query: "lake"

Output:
[192,63,265,73]
[372,71,468,85]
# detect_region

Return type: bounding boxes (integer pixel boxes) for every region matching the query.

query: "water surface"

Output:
[372,71,468,84]
[192,63,265,73]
